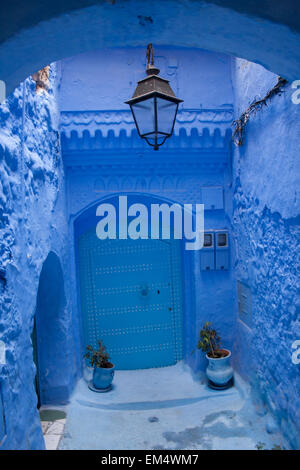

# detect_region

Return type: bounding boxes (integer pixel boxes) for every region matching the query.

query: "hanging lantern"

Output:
[126,44,183,150]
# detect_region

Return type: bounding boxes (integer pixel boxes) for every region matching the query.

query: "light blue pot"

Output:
[206,349,233,389]
[93,365,115,390]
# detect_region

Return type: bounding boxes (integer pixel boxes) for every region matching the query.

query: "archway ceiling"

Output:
[1,0,299,44]
[0,0,299,96]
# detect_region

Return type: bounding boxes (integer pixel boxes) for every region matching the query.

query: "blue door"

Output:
[78,230,183,369]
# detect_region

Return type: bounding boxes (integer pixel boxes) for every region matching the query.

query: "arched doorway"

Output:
[34,251,69,404]
[76,195,184,370]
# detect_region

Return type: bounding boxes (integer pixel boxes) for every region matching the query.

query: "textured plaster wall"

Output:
[59,47,233,111]
[0,66,75,449]
[1,44,299,450]
[231,59,300,449]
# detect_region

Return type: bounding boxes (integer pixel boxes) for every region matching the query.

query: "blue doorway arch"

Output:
[34,251,70,404]
[75,194,184,370]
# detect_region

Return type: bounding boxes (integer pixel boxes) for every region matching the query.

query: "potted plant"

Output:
[84,340,115,392]
[197,321,233,390]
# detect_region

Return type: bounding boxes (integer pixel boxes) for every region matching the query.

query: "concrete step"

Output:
[59,363,284,450]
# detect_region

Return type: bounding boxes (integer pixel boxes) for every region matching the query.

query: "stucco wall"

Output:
[59,47,236,375]
[231,59,300,449]
[1,47,298,450]
[0,66,75,449]
[1,0,300,98]
[59,47,233,111]
[64,159,235,375]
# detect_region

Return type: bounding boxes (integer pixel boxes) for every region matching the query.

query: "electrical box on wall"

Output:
[215,230,229,270]
[200,230,229,271]
[201,186,224,210]
[200,232,215,271]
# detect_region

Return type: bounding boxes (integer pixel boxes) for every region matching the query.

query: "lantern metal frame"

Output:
[126,44,183,150]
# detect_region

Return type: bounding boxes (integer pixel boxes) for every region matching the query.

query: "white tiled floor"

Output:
[41,418,66,450]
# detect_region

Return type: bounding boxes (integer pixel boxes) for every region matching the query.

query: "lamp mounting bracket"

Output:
[146,43,160,76]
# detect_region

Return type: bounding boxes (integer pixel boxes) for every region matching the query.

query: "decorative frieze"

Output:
[60,108,233,138]
[61,108,232,215]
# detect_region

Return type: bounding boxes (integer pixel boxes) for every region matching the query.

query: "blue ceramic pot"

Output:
[93,364,115,390]
[206,349,233,389]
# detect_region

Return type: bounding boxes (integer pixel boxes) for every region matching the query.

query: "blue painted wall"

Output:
[0,43,299,450]
[231,59,300,449]
[0,66,76,449]
[1,0,300,97]
[35,252,72,404]
[59,47,236,377]
[59,47,233,111]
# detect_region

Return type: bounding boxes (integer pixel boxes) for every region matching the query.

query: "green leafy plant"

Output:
[271,444,283,451]
[255,441,266,450]
[197,321,227,358]
[255,442,283,451]
[84,340,112,368]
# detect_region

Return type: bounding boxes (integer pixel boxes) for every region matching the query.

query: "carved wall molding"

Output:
[67,172,208,216]
[60,108,233,138]
[61,108,232,215]
[64,153,228,173]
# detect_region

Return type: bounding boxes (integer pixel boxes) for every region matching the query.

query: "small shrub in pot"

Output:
[85,340,115,391]
[197,322,233,389]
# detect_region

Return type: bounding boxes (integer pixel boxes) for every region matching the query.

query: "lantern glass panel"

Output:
[131,98,155,137]
[156,97,178,135]
[144,133,166,146]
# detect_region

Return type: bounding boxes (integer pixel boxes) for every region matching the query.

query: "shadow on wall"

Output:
[34,251,70,405]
